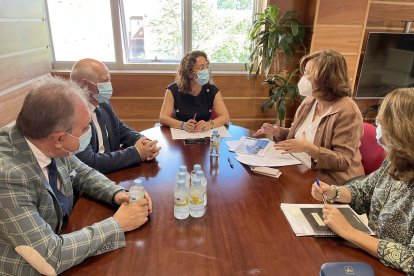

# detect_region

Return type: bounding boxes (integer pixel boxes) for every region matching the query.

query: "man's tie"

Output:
[94,107,111,152]
[47,158,72,216]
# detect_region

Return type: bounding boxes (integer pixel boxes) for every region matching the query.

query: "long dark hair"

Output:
[176,50,209,93]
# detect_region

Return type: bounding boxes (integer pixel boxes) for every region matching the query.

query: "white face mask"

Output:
[298,76,313,97]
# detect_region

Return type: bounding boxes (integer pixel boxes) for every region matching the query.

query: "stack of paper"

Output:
[170,126,231,140]
[280,203,374,237]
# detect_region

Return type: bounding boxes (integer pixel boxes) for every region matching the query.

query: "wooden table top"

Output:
[61,125,403,276]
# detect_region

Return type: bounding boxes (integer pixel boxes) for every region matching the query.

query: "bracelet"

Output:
[328,185,341,203]
[180,121,185,130]
[209,120,214,129]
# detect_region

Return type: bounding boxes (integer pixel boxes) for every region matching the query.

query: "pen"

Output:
[315,177,327,204]
[228,157,234,169]
[193,113,197,121]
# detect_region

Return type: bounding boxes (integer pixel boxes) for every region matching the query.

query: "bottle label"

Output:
[190,195,203,205]
[174,196,188,207]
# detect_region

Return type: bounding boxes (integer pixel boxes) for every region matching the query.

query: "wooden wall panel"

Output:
[311,26,364,54]
[0,22,50,55]
[110,99,163,120]
[367,2,414,30]
[0,0,52,127]
[0,85,32,127]
[316,0,369,25]
[0,49,51,92]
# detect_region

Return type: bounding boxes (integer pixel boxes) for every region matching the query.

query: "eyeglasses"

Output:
[193,64,210,71]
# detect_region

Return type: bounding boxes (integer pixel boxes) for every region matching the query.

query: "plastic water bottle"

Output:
[129,179,145,203]
[174,179,189,219]
[210,129,220,157]
[190,164,202,184]
[189,178,204,218]
[195,170,207,206]
[177,165,190,187]
[177,171,190,188]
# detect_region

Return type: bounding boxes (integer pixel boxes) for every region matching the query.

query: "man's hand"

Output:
[113,198,150,232]
[134,137,161,161]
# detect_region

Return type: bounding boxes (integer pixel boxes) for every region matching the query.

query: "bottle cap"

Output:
[177,172,186,179]
[213,129,218,134]
[196,170,204,177]
[192,178,201,186]
[177,179,186,186]
[133,179,142,186]
[194,164,201,171]
[179,165,187,172]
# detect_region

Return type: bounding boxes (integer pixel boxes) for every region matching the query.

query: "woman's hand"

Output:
[322,204,356,239]
[311,181,336,202]
[184,118,197,132]
[253,123,280,137]
[274,132,314,154]
[195,120,209,131]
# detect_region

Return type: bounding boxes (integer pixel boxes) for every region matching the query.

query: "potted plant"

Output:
[246,5,306,78]
[261,69,303,125]
[245,5,306,125]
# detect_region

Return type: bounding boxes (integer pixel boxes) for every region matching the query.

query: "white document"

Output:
[228,138,301,167]
[170,126,231,140]
[280,203,374,237]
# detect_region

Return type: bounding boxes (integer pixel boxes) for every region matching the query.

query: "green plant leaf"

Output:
[290,21,299,36]
[278,98,286,121]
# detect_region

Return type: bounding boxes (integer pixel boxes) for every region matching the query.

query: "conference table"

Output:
[62,125,403,275]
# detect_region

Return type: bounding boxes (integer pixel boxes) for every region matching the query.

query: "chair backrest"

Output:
[360,123,386,175]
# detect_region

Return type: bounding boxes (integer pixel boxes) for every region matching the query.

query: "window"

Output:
[46,0,262,71]
[47,0,115,62]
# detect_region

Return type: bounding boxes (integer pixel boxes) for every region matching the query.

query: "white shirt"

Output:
[25,138,62,190]
[291,101,325,168]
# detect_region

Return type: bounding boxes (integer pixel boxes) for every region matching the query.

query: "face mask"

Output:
[93,82,113,103]
[61,127,92,155]
[298,76,313,97]
[195,69,210,86]
[375,124,387,150]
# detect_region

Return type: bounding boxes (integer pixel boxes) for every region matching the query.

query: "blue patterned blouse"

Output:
[346,159,413,274]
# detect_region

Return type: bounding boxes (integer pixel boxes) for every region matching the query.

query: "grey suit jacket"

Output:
[0,126,126,275]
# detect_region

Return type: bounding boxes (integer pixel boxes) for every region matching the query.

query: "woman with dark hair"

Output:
[159,50,229,132]
[312,88,414,274]
[254,50,364,185]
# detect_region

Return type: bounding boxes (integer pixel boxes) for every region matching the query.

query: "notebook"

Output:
[280,203,375,237]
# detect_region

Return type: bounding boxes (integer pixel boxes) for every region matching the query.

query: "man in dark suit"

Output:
[70,58,161,174]
[0,76,152,275]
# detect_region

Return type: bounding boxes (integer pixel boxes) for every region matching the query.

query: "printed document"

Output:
[170,126,231,140]
[226,137,301,167]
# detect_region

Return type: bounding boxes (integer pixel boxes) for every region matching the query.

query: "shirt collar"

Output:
[25,138,52,170]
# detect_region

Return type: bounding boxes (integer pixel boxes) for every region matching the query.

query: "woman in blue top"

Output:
[312,88,414,274]
[159,51,230,132]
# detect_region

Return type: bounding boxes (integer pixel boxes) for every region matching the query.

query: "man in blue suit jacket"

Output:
[0,76,152,275]
[70,58,161,174]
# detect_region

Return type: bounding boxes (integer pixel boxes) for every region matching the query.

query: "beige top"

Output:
[279,96,364,185]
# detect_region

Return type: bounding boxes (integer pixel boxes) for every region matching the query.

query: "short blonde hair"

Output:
[300,50,351,101]
[377,88,414,182]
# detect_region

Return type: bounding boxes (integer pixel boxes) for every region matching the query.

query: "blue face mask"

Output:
[61,127,92,155]
[195,69,210,86]
[375,124,387,150]
[93,82,113,103]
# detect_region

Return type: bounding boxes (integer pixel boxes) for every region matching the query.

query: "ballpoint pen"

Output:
[193,113,197,121]
[315,177,327,204]
[227,157,234,169]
